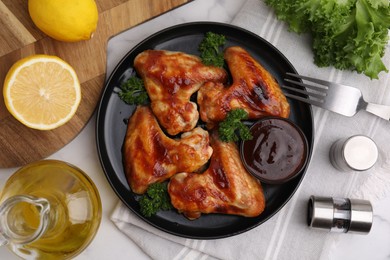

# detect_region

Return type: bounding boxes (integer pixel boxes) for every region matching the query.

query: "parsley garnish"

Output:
[218,109,253,142]
[198,32,226,67]
[139,182,172,217]
[118,76,149,105]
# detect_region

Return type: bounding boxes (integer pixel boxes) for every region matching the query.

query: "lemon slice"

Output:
[3,55,81,130]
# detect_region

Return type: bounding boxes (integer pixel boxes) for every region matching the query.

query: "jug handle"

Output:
[0,195,50,245]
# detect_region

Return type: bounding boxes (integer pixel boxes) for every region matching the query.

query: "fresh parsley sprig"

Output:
[218,109,253,142]
[139,182,172,217]
[118,76,149,105]
[198,32,226,67]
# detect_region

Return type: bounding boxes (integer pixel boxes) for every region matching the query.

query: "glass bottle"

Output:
[0,160,102,259]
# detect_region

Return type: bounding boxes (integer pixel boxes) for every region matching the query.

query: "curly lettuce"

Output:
[265,0,390,79]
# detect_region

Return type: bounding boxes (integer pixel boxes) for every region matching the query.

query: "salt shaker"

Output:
[329,135,378,172]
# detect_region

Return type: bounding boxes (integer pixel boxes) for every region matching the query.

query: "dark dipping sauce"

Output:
[241,117,308,184]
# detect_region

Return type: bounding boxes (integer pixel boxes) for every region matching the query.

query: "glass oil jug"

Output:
[0,160,102,259]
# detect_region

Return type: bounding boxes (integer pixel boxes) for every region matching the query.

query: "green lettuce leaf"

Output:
[265,0,390,79]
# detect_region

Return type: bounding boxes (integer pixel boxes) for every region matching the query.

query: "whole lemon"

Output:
[28,0,98,42]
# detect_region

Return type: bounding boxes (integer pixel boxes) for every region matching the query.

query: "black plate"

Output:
[96,22,314,239]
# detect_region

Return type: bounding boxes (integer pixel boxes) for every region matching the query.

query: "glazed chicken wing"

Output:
[168,132,266,219]
[198,46,290,128]
[134,50,228,135]
[123,106,213,194]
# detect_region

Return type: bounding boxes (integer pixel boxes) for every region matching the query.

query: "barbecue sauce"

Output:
[241,117,308,184]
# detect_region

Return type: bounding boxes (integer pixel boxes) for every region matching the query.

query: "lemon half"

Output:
[3,55,81,130]
[28,0,98,42]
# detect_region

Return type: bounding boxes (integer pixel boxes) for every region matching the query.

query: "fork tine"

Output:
[284,78,328,93]
[286,72,339,88]
[281,85,326,100]
[283,93,324,107]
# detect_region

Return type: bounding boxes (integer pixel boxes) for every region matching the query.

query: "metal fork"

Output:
[282,72,390,120]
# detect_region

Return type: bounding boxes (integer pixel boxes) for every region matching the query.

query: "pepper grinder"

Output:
[308,196,373,234]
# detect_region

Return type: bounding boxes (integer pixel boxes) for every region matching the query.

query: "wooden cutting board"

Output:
[0,0,191,168]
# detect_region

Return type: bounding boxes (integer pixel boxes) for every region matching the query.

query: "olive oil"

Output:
[0,160,101,259]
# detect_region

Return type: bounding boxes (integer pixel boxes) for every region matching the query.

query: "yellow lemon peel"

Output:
[28,0,98,42]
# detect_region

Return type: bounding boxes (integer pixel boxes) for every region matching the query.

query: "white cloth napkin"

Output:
[111,0,390,259]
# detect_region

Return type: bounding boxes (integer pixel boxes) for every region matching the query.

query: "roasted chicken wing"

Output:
[198,46,290,128]
[134,50,228,135]
[123,106,213,194]
[168,132,266,219]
